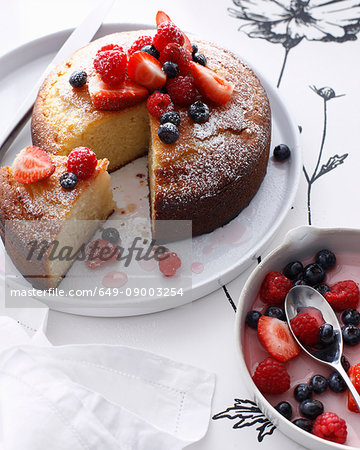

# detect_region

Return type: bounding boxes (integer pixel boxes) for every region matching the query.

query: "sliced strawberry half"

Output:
[12,146,55,184]
[348,364,360,412]
[88,74,148,111]
[257,315,300,362]
[127,51,166,91]
[189,61,234,105]
[155,10,193,53]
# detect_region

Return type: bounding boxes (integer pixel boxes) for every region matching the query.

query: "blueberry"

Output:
[188,101,210,123]
[341,355,351,372]
[299,399,324,420]
[160,111,181,127]
[245,310,262,329]
[342,309,360,326]
[342,325,360,346]
[319,323,335,345]
[162,61,179,78]
[141,44,160,59]
[303,263,325,286]
[157,123,179,144]
[309,375,328,394]
[60,172,78,189]
[315,249,336,270]
[273,144,291,161]
[69,70,87,88]
[191,43,198,57]
[275,401,292,420]
[265,306,286,321]
[102,227,120,244]
[193,53,207,66]
[292,418,313,433]
[294,384,312,402]
[283,261,303,280]
[314,284,330,296]
[328,372,347,393]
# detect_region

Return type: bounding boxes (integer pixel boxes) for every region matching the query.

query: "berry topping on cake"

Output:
[347,364,360,412]
[66,147,97,180]
[252,356,290,394]
[162,61,179,78]
[325,280,360,311]
[290,312,320,347]
[147,92,174,119]
[167,75,198,106]
[158,252,181,277]
[188,101,210,123]
[193,53,207,66]
[127,35,153,56]
[273,144,291,161]
[12,146,55,184]
[141,45,160,59]
[160,110,181,126]
[127,51,167,91]
[88,75,148,111]
[155,10,192,52]
[102,227,120,244]
[93,44,127,86]
[60,172,78,190]
[312,412,347,444]
[85,239,120,269]
[257,316,300,362]
[189,61,234,105]
[160,43,191,76]
[157,123,179,144]
[153,22,184,52]
[191,43,198,57]
[260,271,293,305]
[69,70,87,88]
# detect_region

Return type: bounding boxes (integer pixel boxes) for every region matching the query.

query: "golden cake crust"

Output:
[32,30,271,238]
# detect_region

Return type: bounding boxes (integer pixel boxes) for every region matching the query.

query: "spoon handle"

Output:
[335,363,360,411]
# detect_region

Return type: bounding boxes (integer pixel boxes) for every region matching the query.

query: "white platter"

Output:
[0,23,302,316]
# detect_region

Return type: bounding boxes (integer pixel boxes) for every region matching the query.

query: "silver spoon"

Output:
[285,285,360,411]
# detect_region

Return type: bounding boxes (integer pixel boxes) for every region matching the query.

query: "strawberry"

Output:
[155,10,193,53]
[88,74,148,111]
[12,146,55,184]
[127,51,166,91]
[189,61,234,105]
[348,364,360,412]
[257,315,300,362]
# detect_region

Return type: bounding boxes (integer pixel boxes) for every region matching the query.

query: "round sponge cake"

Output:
[32,30,271,238]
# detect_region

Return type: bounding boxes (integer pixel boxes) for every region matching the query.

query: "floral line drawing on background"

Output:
[213,398,276,442]
[228,0,360,87]
[303,86,347,225]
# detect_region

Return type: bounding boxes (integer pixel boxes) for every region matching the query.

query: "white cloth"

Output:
[0,316,215,450]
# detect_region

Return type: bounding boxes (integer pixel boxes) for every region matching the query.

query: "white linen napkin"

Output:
[0,316,215,450]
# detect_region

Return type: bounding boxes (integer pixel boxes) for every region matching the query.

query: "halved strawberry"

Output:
[189,61,234,105]
[348,364,360,412]
[155,10,193,53]
[127,51,166,91]
[300,307,326,328]
[257,315,300,362]
[12,146,55,184]
[88,74,148,111]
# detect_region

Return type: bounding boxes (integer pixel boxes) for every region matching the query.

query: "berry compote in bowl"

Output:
[235,226,360,450]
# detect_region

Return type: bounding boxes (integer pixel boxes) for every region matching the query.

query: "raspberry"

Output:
[166,75,198,107]
[158,252,181,277]
[260,272,292,305]
[93,44,127,86]
[127,35,153,56]
[146,92,174,119]
[312,412,347,444]
[252,357,290,395]
[153,22,184,51]
[160,43,191,76]
[85,239,119,269]
[290,313,320,346]
[325,280,360,311]
[66,147,97,179]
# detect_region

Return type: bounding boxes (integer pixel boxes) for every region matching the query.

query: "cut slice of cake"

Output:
[0,148,115,289]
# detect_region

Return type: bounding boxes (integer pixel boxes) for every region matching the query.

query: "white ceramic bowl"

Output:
[235,225,360,450]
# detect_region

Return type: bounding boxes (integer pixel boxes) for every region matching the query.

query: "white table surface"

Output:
[1,0,360,448]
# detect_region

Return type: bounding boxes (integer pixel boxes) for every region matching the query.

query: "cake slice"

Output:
[0,149,115,289]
